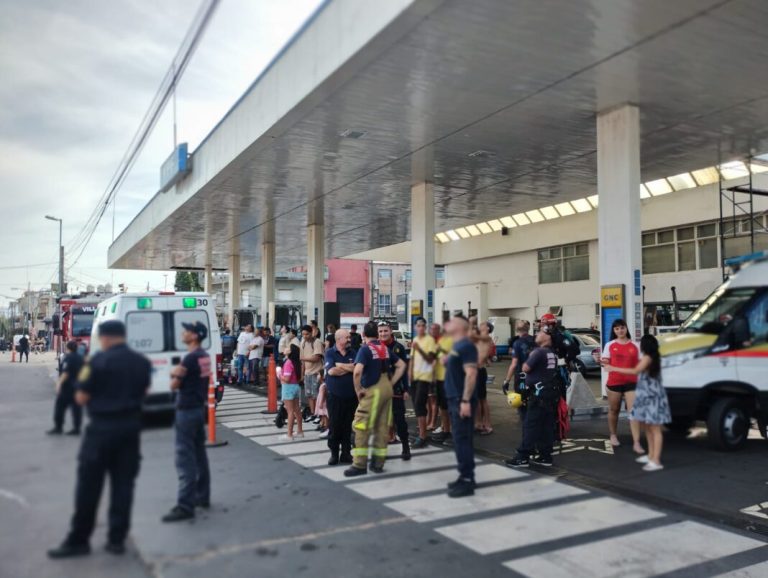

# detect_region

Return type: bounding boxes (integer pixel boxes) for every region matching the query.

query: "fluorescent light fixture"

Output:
[667,172,696,191]
[512,213,531,226]
[525,209,545,223]
[477,222,492,234]
[456,227,471,239]
[640,184,651,199]
[488,219,503,231]
[570,198,592,213]
[466,224,481,236]
[500,216,516,228]
[539,206,560,219]
[436,232,450,243]
[750,162,768,174]
[446,229,460,241]
[554,202,575,216]
[645,178,672,196]
[587,195,599,208]
[720,161,748,180]
[690,167,719,186]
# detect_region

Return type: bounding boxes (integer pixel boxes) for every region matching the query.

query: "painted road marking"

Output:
[312,450,459,483]
[508,521,765,578]
[436,496,664,555]
[386,476,587,523]
[712,561,768,577]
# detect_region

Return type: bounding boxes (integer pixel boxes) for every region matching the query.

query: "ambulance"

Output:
[660,253,768,450]
[90,292,222,413]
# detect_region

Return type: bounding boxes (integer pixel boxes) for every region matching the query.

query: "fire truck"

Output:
[55,297,101,356]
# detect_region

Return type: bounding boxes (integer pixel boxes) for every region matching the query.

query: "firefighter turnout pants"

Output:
[352,377,393,470]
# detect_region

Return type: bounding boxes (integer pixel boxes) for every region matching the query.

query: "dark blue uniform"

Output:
[385,339,411,456]
[324,345,358,460]
[53,351,84,433]
[66,343,151,548]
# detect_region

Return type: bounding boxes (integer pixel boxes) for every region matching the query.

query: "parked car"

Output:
[572,332,602,376]
[392,330,411,352]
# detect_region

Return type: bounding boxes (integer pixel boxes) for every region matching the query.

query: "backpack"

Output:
[553,329,580,363]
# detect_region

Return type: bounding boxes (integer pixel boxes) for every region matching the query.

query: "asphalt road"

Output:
[3,352,768,578]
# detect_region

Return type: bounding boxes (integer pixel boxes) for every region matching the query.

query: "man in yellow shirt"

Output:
[409,317,437,448]
[431,323,453,443]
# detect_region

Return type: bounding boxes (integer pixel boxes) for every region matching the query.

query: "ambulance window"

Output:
[172,311,211,351]
[125,312,165,353]
[746,291,768,344]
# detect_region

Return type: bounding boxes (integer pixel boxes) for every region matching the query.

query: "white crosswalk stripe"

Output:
[216,387,768,577]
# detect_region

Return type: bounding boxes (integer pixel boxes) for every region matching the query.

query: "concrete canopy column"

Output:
[227,239,241,331]
[261,241,275,329]
[411,181,436,325]
[597,104,643,343]
[203,264,214,295]
[307,224,324,330]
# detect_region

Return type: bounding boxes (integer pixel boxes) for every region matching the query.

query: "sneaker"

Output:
[46,428,63,436]
[339,453,353,464]
[47,542,91,559]
[411,437,427,449]
[532,455,553,467]
[197,500,210,509]
[643,461,664,472]
[505,456,530,468]
[318,430,329,439]
[278,434,294,442]
[343,466,368,478]
[312,416,322,425]
[104,542,126,555]
[401,445,411,461]
[635,455,650,464]
[447,477,476,490]
[448,479,475,498]
[161,506,195,523]
[433,426,443,434]
[431,432,448,443]
[303,415,313,423]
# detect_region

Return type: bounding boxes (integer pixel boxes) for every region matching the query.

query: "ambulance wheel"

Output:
[707,397,749,451]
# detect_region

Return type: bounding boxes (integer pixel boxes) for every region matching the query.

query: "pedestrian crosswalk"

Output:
[215,388,768,577]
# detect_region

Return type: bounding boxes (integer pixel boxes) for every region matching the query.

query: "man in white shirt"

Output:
[249,328,265,385]
[236,324,254,385]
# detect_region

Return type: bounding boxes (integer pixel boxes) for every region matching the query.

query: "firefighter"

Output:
[344,321,406,477]
[378,321,411,460]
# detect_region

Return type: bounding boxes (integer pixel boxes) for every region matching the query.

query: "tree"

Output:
[174,271,203,292]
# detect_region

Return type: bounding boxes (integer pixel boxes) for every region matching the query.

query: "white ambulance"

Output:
[90,292,222,413]
[660,253,768,450]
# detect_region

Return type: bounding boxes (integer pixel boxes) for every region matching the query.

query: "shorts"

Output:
[476,367,488,400]
[413,380,431,417]
[607,383,637,394]
[435,380,448,410]
[281,383,301,401]
[304,373,321,397]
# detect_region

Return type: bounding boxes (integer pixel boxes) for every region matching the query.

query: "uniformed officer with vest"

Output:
[48,320,151,559]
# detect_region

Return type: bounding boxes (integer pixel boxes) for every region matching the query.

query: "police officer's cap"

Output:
[99,320,126,337]
[182,321,208,341]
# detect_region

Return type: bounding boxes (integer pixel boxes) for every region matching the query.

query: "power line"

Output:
[65,0,221,271]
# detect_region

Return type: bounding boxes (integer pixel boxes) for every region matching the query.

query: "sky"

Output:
[0,0,323,308]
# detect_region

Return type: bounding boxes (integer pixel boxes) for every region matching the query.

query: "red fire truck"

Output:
[55,297,100,356]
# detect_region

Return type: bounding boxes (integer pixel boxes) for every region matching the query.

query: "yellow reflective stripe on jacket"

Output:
[351,447,369,456]
[372,448,387,457]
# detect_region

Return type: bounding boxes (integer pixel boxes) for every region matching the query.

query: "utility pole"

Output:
[45,215,64,350]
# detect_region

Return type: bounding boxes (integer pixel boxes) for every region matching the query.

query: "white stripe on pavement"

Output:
[713,561,768,577]
[314,451,460,483]
[346,463,527,501]
[507,521,765,578]
[436,496,664,555]
[385,477,587,523]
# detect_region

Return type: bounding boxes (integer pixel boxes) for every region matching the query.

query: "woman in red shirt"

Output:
[601,319,644,454]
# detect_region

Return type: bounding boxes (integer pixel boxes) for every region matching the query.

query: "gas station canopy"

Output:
[109,0,768,274]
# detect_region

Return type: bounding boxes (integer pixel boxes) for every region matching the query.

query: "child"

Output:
[279,344,304,441]
[314,371,329,437]
[605,335,671,472]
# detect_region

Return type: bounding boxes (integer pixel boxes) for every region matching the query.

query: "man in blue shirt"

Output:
[345,322,406,477]
[324,329,358,466]
[443,315,479,498]
[163,321,212,523]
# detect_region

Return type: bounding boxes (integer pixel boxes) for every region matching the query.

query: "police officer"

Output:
[162,321,212,522]
[48,320,151,558]
[47,340,84,436]
[378,321,411,460]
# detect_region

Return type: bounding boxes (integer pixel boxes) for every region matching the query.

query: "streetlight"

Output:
[45,215,64,353]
